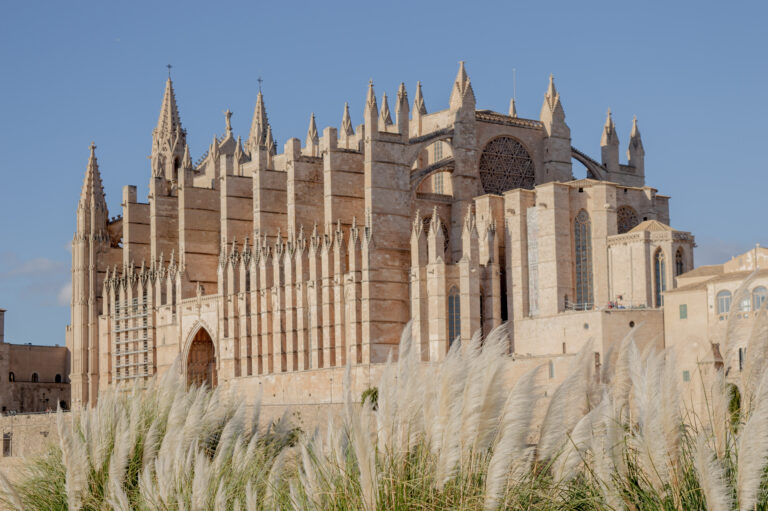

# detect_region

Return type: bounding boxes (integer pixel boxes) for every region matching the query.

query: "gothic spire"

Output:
[414,81,427,115]
[601,109,619,172]
[80,142,107,211]
[627,115,645,173]
[341,102,354,136]
[247,91,270,155]
[155,76,183,138]
[366,80,378,115]
[542,74,562,114]
[182,143,192,169]
[601,109,618,146]
[380,92,393,125]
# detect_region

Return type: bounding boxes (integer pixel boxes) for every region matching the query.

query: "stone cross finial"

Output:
[257,76,263,92]
[167,64,172,78]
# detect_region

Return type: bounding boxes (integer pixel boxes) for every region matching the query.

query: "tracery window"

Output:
[717,291,732,316]
[617,205,640,234]
[448,286,461,345]
[574,210,594,309]
[675,248,685,276]
[434,172,444,194]
[478,136,535,194]
[753,286,768,311]
[433,141,443,161]
[654,249,666,307]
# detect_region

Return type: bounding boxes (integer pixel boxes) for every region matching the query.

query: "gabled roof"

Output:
[629,219,674,233]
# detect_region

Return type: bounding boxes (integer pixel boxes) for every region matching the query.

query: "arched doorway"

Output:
[187,328,217,388]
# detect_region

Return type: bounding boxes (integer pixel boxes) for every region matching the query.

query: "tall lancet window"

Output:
[574,210,594,309]
[654,249,667,307]
[675,248,685,276]
[448,286,461,345]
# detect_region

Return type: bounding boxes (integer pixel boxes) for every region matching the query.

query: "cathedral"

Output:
[66,63,695,408]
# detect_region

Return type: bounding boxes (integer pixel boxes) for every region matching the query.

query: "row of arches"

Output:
[716,286,768,316]
[7,373,63,383]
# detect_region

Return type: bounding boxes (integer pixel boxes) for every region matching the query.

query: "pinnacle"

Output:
[307,112,319,145]
[397,82,408,106]
[380,93,393,125]
[341,102,354,136]
[414,81,427,115]
[156,76,183,137]
[449,61,475,109]
[630,115,641,138]
[80,141,107,210]
[247,90,271,153]
[509,98,517,118]
[366,80,378,113]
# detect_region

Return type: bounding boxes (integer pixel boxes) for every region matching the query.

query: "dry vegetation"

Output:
[2,316,768,510]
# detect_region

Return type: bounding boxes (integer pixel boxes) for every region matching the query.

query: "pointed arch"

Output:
[574,210,593,309]
[654,248,667,307]
[184,322,218,388]
[448,286,461,345]
[675,248,685,276]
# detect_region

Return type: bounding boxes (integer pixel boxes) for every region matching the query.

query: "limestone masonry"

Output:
[65,63,697,408]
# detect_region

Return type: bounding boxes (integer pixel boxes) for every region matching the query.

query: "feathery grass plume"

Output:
[244,480,259,511]
[0,470,24,511]
[737,368,768,510]
[484,365,542,510]
[708,369,732,460]
[57,406,88,510]
[537,340,594,462]
[607,331,638,420]
[629,348,671,492]
[191,448,213,511]
[741,295,768,412]
[589,397,625,509]
[105,412,132,510]
[553,392,610,483]
[661,349,682,469]
[344,362,378,511]
[693,434,731,511]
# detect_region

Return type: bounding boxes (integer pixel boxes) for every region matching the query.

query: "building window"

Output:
[739,347,746,371]
[682,370,690,382]
[675,248,685,276]
[434,172,444,194]
[31,373,39,383]
[574,210,593,309]
[654,249,666,307]
[448,286,461,345]
[753,286,768,311]
[717,291,732,316]
[548,360,555,379]
[679,304,687,319]
[2,433,11,457]
[478,136,535,194]
[8,372,14,382]
[616,205,640,234]
[433,141,443,161]
[55,374,62,383]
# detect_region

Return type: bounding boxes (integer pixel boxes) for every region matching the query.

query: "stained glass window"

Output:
[434,172,444,194]
[654,249,666,307]
[617,205,640,234]
[753,286,768,311]
[574,210,593,309]
[434,141,443,161]
[717,290,732,315]
[448,286,461,345]
[478,136,535,194]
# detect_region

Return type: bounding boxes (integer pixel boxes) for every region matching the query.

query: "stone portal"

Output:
[187,328,217,388]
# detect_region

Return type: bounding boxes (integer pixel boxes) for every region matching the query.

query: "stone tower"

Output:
[68,143,109,408]
[150,76,186,187]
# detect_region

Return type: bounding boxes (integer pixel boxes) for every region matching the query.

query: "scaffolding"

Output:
[112,297,153,382]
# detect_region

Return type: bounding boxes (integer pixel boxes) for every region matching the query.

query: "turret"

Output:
[600,109,620,173]
[306,113,319,156]
[449,61,476,112]
[627,116,645,175]
[538,75,572,182]
[150,75,186,184]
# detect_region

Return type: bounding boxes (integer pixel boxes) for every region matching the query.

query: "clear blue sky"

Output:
[1,1,766,346]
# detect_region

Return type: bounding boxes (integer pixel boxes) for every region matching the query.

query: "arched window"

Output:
[55,374,62,384]
[675,248,685,276]
[31,373,39,383]
[717,291,732,316]
[753,286,768,311]
[574,210,593,309]
[433,140,443,161]
[616,205,640,234]
[478,136,535,194]
[434,172,444,194]
[448,286,461,345]
[8,372,14,382]
[654,249,666,307]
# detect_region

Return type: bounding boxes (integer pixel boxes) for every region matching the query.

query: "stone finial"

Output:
[627,115,645,173]
[265,124,276,156]
[413,81,427,115]
[509,98,518,118]
[341,102,354,136]
[397,83,408,110]
[182,143,192,169]
[307,112,319,148]
[379,93,393,126]
[247,90,271,156]
[224,109,233,135]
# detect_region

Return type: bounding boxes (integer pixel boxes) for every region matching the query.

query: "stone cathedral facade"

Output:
[66,63,696,408]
